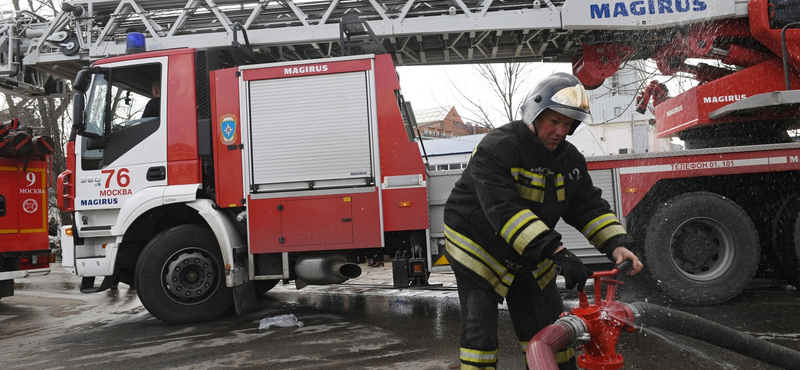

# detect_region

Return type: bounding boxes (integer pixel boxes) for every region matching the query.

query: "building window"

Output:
[610,74,619,96]
[431,163,468,172]
[614,107,623,116]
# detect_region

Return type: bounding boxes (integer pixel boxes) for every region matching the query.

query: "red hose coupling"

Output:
[568,274,637,370]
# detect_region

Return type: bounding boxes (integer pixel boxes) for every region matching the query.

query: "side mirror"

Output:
[85,136,106,150]
[73,69,91,93]
[72,93,85,132]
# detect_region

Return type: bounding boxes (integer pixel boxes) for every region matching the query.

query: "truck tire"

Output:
[135,225,233,324]
[772,193,800,287]
[643,192,759,305]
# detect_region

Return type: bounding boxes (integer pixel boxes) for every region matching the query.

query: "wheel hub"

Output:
[670,218,734,281]
[673,225,716,267]
[165,251,215,300]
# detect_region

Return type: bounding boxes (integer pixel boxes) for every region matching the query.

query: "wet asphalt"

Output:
[1,264,799,370]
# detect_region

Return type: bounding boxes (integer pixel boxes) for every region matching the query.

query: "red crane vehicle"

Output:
[565,0,800,305]
[0,118,55,299]
[2,0,799,322]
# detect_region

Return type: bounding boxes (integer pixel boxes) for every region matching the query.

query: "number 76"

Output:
[101,168,130,188]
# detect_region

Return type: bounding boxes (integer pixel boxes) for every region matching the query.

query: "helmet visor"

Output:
[551,84,593,124]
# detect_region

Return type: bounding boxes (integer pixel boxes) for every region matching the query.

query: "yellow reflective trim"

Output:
[533,259,554,279]
[590,224,627,247]
[536,262,557,289]
[21,228,47,233]
[500,210,536,244]
[555,347,576,363]
[460,347,498,363]
[446,226,513,285]
[517,186,544,202]
[519,341,529,353]
[555,173,565,201]
[461,365,495,370]
[587,219,616,239]
[445,225,515,297]
[512,219,549,255]
[529,175,545,187]
[581,213,617,238]
[512,168,546,202]
[512,168,545,187]
[0,229,20,234]
[446,240,512,297]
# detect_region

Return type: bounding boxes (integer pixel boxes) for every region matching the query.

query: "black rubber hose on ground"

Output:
[630,302,800,369]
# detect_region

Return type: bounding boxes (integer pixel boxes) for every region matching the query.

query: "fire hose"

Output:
[0,118,54,158]
[527,263,800,370]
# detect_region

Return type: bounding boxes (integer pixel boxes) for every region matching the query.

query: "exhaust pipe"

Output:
[294,254,362,287]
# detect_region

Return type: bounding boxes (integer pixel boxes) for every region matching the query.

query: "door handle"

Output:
[147,166,166,181]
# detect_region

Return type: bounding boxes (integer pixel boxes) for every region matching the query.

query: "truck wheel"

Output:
[643,192,759,305]
[772,193,800,287]
[135,225,232,324]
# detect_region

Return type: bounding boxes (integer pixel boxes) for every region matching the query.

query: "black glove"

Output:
[552,248,589,291]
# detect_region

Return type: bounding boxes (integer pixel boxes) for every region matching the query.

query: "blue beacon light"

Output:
[126,32,146,54]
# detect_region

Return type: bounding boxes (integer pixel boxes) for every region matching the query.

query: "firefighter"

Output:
[444,72,644,370]
[142,79,161,118]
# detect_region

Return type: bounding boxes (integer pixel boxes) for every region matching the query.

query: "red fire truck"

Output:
[562,0,800,305]
[57,39,432,323]
[0,118,55,299]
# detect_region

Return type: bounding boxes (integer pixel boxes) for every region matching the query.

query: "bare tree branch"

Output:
[445,62,542,128]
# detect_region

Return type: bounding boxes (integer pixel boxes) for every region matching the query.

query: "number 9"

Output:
[26,172,36,187]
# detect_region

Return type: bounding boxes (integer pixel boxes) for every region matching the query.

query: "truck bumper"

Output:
[60,225,117,277]
[0,271,28,280]
[0,267,51,281]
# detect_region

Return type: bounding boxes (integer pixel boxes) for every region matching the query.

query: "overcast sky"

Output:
[396,63,572,127]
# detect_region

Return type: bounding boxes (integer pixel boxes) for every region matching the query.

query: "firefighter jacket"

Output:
[444,120,633,302]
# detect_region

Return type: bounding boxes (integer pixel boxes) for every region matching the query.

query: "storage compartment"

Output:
[280,197,354,246]
[247,71,375,192]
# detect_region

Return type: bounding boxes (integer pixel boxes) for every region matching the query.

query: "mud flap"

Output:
[231,245,255,314]
[79,271,118,293]
[233,281,257,315]
[0,279,14,298]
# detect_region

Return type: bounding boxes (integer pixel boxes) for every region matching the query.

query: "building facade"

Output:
[571,64,680,156]
[415,106,490,138]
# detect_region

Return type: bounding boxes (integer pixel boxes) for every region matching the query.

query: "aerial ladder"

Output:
[0,0,752,98]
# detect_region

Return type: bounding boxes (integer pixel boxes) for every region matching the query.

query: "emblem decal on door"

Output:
[22,198,38,213]
[220,114,238,145]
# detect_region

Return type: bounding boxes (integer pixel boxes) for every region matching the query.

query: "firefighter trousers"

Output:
[454,270,577,370]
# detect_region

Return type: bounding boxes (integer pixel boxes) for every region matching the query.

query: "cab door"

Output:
[73,59,168,232]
